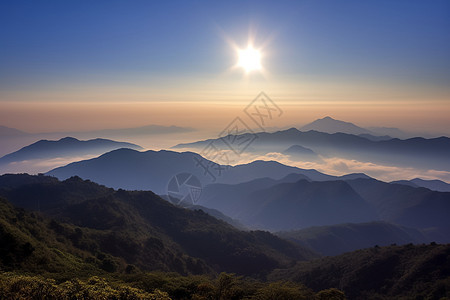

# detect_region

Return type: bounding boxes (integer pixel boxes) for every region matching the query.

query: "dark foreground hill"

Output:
[270,243,450,300]
[0,196,99,277]
[1,174,449,299]
[0,174,314,277]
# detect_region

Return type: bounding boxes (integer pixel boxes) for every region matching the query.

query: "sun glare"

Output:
[237,46,262,73]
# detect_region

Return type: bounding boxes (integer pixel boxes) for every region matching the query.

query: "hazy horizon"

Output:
[1,0,450,183]
[1,0,449,137]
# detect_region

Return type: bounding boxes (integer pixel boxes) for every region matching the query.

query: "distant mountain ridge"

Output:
[410,178,450,192]
[46,148,370,194]
[299,116,416,139]
[174,127,450,171]
[390,178,450,192]
[0,137,143,174]
[0,123,193,157]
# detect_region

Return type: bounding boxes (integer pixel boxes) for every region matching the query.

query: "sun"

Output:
[237,46,262,73]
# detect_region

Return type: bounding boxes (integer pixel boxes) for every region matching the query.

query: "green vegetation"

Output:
[0,272,347,299]
[0,273,170,299]
[0,174,315,277]
[0,174,448,299]
[270,243,450,299]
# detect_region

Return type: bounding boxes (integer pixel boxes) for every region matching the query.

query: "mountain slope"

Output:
[346,178,450,242]
[277,221,426,256]
[270,243,450,300]
[0,174,316,276]
[201,178,377,231]
[47,149,361,193]
[199,174,311,219]
[47,149,218,193]
[0,196,101,276]
[200,175,450,236]
[237,180,377,231]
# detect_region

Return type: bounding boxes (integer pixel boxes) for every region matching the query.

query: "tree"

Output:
[316,288,347,300]
[253,281,314,300]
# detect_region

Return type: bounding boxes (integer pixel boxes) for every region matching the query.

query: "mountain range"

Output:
[200,175,450,239]
[0,173,448,299]
[173,127,450,171]
[0,174,315,276]
[199,176,377,231]
[0,174,450,299]
[0,137,142,174]
[44,147,450,241]
[46,148,370,194]
[391,178,450,192]
[0,123,194,157]
[346,178,450,242]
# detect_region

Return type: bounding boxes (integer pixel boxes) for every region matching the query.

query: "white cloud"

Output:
[1,155,97,175]
[211,151,450,183]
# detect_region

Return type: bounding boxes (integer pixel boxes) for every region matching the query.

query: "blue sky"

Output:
[1,0,449,87]
[0,0,449,134]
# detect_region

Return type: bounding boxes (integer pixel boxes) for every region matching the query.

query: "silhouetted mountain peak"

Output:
[283,145,316,156]
[284,127,300,133]
[244,160,284,167]
[59,136,79,142]
[300,116,372,135]
[280,173,311,182]
[339,173,372,180]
